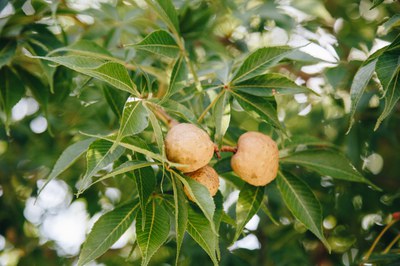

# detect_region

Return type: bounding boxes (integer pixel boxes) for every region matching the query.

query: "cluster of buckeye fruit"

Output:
[165,123,279,200]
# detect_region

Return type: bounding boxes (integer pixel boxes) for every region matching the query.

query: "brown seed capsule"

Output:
[165,123,214,173]
[231,131,279,186]
[184,165,220,201]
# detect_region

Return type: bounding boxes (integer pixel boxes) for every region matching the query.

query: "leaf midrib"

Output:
[143,201,157,265]
[119,101,141,139]
[232,49,289,83]
[278,174,321,238]
[236,187,261,237]
[281,157,359,179]
[231,91,276,123]
[187,219,217,264]
[85,143,115,180]
[80,203,139,265]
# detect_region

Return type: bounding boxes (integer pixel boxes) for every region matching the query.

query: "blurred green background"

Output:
[0,0,399,265]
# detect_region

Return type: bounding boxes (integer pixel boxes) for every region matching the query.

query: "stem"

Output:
[382,233,400,254]
[363,219,399,261]
[220,146,238,153]
[213,144,237,159]
[197,89,225,123]
[151,105,179,128]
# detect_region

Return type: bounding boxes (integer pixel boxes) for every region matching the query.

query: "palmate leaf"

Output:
[131,30,180,58]
[380,14,400,35]
[113,99,149,148]
[232,73,313,97]
[233,184,265,243]
[232,91,283,130]
[145,0,180,35]
[51,39,113,57]
[280,149,381,190]
[0,39,16,68]
[89,161,157,188]
[136,199,171,266]
[348,59,377,132]
[159,99,197,123]
[32,55,139,95]
[163,56,188,100]
[231,46,293,83]
[187,205,219,266]
[80,132,164,162]
[14,66,50,118]
[78,200,140,266]
[213,192,224,260]
[39,138,95,195]
[144,102,165,155]
[375,37,400,130]
[171,175,188,264]
[130,162,156,228]
[174,172,216,234]
[0,67,26,135]
[213,90,231,146]
[25,25,63,93]
[103,84,127,120]
[276,172,330,251]
[78,139,125,195]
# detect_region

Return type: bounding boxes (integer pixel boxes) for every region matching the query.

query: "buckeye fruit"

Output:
[231,131,279,186]
[184,165,219,201]
[165,123,214,173]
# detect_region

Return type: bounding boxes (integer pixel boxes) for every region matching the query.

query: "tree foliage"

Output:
[0,0,399,265]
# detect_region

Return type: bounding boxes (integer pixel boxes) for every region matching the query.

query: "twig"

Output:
[214,144,237,159]
[152,106,179,128]
[363,219,399,261]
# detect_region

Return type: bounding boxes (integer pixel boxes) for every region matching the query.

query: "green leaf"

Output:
[164,56,188,99]
[79,133,164,162]
[40,138,95,195]
[159,99,196,123]
[53,39,113,57]
[114,100,149,148]
[132,30,180,58]
[0,67,26,135]
[213,90,231,146]
[283,135,336,150]
[171,175,188,264]
[90,161,157,188]
[232,91,283,130]
[103,84,127,120]
[232,73,313,97]
[348,59,377,132]
[370,0,384,9]
[375,40,400,130]
[25,25,63,93]
[145,0,180,34]
[276,172,330,251]
[174,172,216,234]
[32,55,138,95]
[231,46,293,83]
[145,104,165,155]
[131,163,156,228]
[14,66,49,117]
[78,139,125,195]
[281,150,381,190]
[233,183,265,243]
[136,200,171,266]
[187,205,219,266]
[0,39,16,68]
[380,14,400,35]
[78,200,139,266]
[213,192,224,260]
